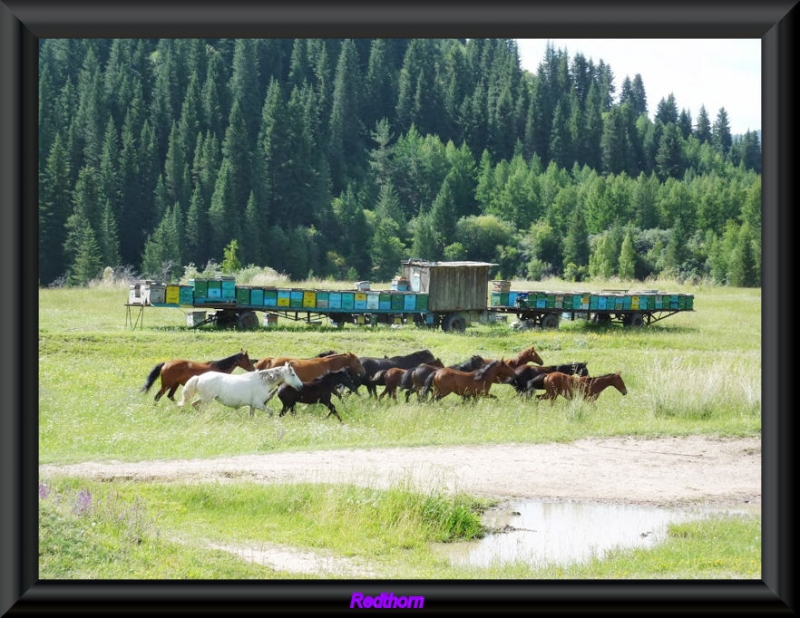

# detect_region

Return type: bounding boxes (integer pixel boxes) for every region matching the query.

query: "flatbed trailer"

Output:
[487,288,694,329]
[127,261,693,332]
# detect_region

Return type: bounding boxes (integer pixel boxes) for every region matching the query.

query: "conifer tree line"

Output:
[38,37,762,288]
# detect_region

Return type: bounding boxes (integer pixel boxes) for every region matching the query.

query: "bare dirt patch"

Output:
[40,435,761,507]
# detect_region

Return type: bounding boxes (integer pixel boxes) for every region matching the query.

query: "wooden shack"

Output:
[400,260,494,313]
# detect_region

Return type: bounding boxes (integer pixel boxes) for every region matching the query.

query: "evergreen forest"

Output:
[38,38,762,287]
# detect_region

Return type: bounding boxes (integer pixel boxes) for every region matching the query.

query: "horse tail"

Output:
[177,375,198,407]
[419,371,436,400]
[399,368,414,390]
[141,363,165,393]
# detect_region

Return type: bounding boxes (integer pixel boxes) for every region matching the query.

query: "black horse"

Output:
[358,349,437,397]
[503,362,589,397]
[276,368,358,422]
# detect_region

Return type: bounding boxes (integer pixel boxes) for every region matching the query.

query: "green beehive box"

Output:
[416,294,429,311]
[686,295,694,310]
[391,293,404,310]
[562,295,572,309]
[193,279,208,299]
[263,289,277,307]
[236,287,251,305]
[545,294,555,308]
[290,290,304,308]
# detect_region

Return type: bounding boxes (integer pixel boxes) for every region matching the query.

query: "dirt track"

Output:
[39,435,761,507]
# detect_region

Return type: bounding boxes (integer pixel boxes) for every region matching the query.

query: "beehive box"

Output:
[354,292,367,310]
[276,290,291,307]
[221,278,236,300]
[416,294,429,311]
[186,311,207,327]
[250,288,264,306]
[303,291,317,308]
[263,289,277,307]
[329,292,342,310]
[179,286,194,305]
[341,292,355,310]
[290,290,304,308]
[165,285,180,305]
[391,293,404,311]
[236,287,251,306]
[366,293,380,310]
[206,280,222,300]
[316,291,330,309]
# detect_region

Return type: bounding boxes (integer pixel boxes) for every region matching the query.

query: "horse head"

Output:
[238,350,256,372]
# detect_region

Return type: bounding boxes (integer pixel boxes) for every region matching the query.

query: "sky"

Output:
[515,39,761,136]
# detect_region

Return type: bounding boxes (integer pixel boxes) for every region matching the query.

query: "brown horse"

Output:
[374,367,409,401]
[255,349,337,370]
[405,356,483,403]
[256,352,366,383]
[537,371,627,403]
[505,345,544,368]
[140,349,255,404]
[430,359,517,402]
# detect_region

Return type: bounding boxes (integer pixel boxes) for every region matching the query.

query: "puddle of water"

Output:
[439,499,759,569]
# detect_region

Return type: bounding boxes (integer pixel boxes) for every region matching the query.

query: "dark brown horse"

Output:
[256,352,365,383]
[141,349,255,404]
[277,368,359,422]
[537,371,627,403]
[430,359,517,402]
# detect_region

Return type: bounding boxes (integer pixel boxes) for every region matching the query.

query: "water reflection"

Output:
[440,499,759,569]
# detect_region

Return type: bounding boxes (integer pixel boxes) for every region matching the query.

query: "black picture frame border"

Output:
[1,1,795,614]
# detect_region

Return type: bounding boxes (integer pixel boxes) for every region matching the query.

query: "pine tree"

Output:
[618,229,637,280]
[562,205,590,271]
[711,107,733,154]
[695,105,712,143]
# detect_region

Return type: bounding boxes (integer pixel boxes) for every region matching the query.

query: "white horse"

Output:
[177,362,303,418]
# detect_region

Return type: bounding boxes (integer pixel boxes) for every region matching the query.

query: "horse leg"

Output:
[325,400,342,422]
[154,384,168,403]
[167,384,180,401]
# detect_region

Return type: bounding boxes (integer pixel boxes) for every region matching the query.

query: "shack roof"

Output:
[401,259,497,268]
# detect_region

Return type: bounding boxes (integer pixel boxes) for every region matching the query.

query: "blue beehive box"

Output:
[329,292,342,309]
[250,288,264,305]
[403,294,416,310]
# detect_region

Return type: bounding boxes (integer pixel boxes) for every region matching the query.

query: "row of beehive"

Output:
[152,281,431,312]
[490,291,694,311]
[233,288,430,312]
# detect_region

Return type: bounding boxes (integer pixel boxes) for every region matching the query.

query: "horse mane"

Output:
[215,350,248,371]
[473,359,500,380]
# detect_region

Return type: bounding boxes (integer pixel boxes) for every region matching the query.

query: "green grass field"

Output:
[38,280,762,579]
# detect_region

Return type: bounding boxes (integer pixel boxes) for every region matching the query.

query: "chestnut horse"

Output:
[140,349,255,404]
[505,345,544,368]
[430,359,517,402]
[255,352,365,383]
[537,371,627,403]
[406,356,484,403]
[504,362,589,396]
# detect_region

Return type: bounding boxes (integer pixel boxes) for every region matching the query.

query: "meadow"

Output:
[38,279,762,579]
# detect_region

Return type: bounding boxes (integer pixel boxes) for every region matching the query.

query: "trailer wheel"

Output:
[541,314,560,329]
[624,312,645,328]
[442,313,467,332]
[236,310,260,331]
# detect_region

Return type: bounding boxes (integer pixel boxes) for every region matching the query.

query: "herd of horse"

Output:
[140,345,627,421]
